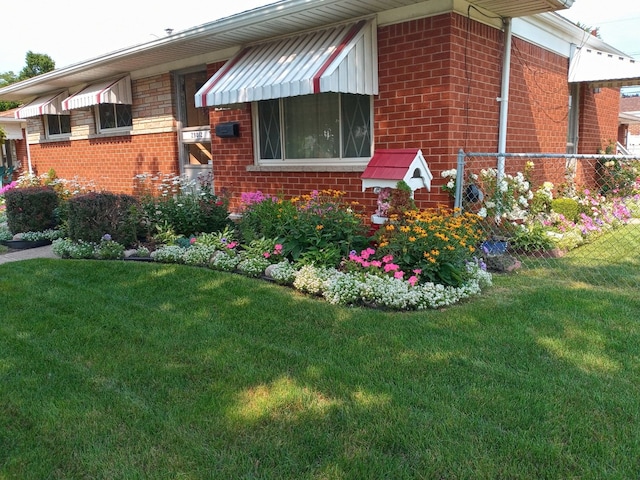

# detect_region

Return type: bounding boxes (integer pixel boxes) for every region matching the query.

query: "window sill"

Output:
[247,164,367,173]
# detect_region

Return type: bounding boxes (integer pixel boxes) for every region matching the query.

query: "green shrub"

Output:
[0,224,12,241]
[143,192,232,237]
[238,190,369,266]
[596,157,640,197]
[509,222,556,252]
[4,186,58,234]
[551,197,580,222]
[66,192,140,246]
[237,192,292,244]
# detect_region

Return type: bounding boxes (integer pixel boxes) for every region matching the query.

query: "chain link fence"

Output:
[451,151,640,288]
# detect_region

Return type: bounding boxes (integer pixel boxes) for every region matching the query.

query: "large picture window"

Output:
[97,104,132,132]
[256,93,371,164]
[45,115,71,137]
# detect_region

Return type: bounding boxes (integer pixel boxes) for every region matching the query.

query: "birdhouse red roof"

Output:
[361,149,432,191]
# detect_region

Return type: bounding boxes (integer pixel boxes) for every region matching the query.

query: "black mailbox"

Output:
[215,122,240,138]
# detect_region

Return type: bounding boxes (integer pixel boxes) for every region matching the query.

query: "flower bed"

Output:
[44,186,494,311]
[441,160,640,255]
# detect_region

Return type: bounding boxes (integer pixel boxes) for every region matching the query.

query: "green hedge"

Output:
[4,186,58,234]
[66,192,140,246]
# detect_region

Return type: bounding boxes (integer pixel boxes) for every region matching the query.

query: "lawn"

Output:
[1,255,639,478]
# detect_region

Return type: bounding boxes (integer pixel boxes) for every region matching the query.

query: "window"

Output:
[1,140,17,170]
[97,103,132,132]
[45,115,71,137]
[255,93,371,164]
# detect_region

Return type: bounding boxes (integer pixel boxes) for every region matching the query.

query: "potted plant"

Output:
[371,187,391,224]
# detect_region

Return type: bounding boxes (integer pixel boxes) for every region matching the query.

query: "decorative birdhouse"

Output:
[361,149,433,192]
[361,149,433,223]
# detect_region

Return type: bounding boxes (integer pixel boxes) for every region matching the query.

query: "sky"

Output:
[0,0,275,74]
[1,0,639,74]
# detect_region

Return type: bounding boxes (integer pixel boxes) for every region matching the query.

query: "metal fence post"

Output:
[454,149,465,213]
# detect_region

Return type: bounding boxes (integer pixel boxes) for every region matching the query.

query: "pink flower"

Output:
[394,271,405,279]
[190,237,197,244]
[384,263,399,273]
[274,244,283,253]
[227,241,238,249]
[408,275,419,286]
[413,269,422,275]
[360,247,375,260]
[382,254,394,264]
[361,261,370,268]
[263,252,271,258]
[370,260,382,268]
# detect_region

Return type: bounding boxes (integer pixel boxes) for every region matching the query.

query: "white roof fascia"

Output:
[513,12,631,59]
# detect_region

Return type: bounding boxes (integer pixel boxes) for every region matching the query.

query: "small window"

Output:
[1,140,17,169]
[45,115,71,138]
[255,92,371,165]
[97,104,132,132]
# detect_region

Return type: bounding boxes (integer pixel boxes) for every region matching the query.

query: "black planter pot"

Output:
[123,256,155,262]
[0,239,52,250]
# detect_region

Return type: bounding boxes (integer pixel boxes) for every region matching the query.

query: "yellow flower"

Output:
[316,224,324,230]
[409,236,416,242]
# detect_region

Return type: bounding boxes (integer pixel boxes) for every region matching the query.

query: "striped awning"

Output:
[62,76,132,110]
[195,19,377,107]
[569,47,640,88]
[15,91,69,118]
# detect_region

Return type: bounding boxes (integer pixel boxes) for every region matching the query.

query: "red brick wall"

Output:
[27,73,179,194]
[578,87,620,155]
[29,133,179,194]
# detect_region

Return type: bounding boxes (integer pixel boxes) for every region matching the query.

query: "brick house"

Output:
[0,0,634,213]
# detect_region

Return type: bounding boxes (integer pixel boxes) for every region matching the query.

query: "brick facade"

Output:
[26,73,178,193]
[209,13,607,212]
[578,87,620,154]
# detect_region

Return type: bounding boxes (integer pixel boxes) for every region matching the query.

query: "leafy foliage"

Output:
[66,192,140,246]
[238,190,369,267]
[144,192,232,237]
[4,186,58,234]
[18,51,55,80]
[375,207,483,287]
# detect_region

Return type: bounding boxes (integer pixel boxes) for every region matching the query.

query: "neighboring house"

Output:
[1,0,639,212]
[0,111,28,183]
[619,95,640,154]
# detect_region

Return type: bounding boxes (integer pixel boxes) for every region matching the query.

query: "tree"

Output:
[0,72,19,110]
[0,51,56,111]
[18,51,55,80]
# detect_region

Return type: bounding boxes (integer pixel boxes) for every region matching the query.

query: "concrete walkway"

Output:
[0,244,58,265]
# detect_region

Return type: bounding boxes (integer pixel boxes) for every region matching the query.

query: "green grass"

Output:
[1,256,640,478]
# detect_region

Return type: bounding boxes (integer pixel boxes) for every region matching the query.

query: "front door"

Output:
[176,69,213,190]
